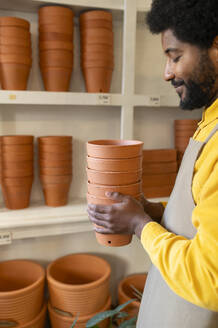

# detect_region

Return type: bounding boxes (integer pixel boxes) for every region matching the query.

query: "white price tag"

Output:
[9,94,17,101]
[0,232,12,245]
[98,94,111,105]
[149,96,160,107]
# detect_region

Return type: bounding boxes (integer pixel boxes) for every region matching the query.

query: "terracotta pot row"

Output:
[174,119,199,153]
[38,6,74,91]
[87,139,143,247]
[80,10,114,93]
[0,17,32,90]
[0,260,45,325]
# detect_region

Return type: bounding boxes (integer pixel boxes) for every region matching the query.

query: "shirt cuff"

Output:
[141,221,168,254]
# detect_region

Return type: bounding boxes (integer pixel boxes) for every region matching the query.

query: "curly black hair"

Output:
[146,0,218,49]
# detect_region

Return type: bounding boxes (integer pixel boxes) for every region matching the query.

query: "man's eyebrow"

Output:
[165,48,180,54]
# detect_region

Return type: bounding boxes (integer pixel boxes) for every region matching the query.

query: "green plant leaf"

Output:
[116,311,129,319]
[71,316,78,328]
[112,299,137,314]
[118,316,137,328]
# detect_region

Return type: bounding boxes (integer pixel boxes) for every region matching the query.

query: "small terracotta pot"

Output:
[39,41,73,51]
[87,156,142,172]
[2,167,33,178]
[0,17,30,30]
[81,35,113,46]
[2,151,33,162]
[87,140,144,159]
[39,159,72,168]
[83,67,112,93]
[47,253,111,316]
[0,63,31,90]
[0,260,45,324]
[87,168,142,185]
[2,176,33,187]
[95,232,132,247]
[40,67,72,92]
[38,6,74,19]
[2,144,33,152]
[40,175,72,184]
[39,32,73,42]
[39,24,73,35]
[39,151,72,161]
[0,36,31,47]
[0,54,32,66]
[81,44,113,54]
[0,44,32,56]
[142,162,178,175]
[0,27,30,40]
[118,274,147,319]
[80,11,112,22]
[40,167,72,176]
[48,296,111,328]
[142,184,174,198]
[87,181,142,197]
[1,183,33,209]
[143,149,177,163]
[39,15,73,26]
[38,136,72,145]
[81,51,113,62]
[42,182,71,206]
[142,173,177,188]
[39,49,73,66]
[1,135,34,145]
[82,59,114,69]
[81,28,113,38]
[80,20,112,30]
[1,160,33,171]
[38,143,72,153]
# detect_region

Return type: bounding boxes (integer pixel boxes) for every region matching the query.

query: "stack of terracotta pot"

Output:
[142,149,178,198]
[38,136,72,207]
[118,273,147,321]
[0,259,46,327]
[86,139,143,247]
[38,6,74,91]
[80,10,114,93]
[0,17,32,90]
[0,135,34,209]
[47,253,111,328]
[174,119,199,167]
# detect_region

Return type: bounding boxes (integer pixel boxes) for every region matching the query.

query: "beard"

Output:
[171,52,217,110]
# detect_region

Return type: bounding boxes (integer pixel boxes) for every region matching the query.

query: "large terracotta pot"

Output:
[38,136,72,145]
[48,296,111,328]
[39,41,73,51]
[87,156,142,172]
[87,140,143,159]
[38,6,74,19]
[0,63,31,90]
[83,67,113,93]
[42,182,71,206]
[40,67,73,92]
[0,260,45,324]
[47,253,111,316]
[142,149,177,163]
[118,274,147,320]
[87,181,142,197]
[80,10,112,22]
[0,17,30,30]
[87,168,142,185]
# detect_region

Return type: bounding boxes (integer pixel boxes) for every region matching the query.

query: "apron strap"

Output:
[204,124,218,143]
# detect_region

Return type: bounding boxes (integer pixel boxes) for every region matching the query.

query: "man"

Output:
[87,0,218,326]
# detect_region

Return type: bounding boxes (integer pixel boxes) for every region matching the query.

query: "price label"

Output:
[9,94,16,101]
[0,232,12,245]
[98,94,111,105]
[149,96,160,107]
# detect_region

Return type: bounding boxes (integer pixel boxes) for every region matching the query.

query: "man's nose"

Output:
[164,61,175,81]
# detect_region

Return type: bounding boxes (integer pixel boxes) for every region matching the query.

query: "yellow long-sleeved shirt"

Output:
[141,98,218,311]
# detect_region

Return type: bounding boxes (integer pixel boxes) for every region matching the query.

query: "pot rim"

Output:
[87,139,143,147]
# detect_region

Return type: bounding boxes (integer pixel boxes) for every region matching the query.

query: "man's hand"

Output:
[139,194,165,224]
[87,192,153,239]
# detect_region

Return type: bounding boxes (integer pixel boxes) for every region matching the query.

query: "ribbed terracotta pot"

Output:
[2,167,33,178]
[87,181,142,197]
[40,67,72,91]
[48,296,111,328]
[87,140,143,159]
[1,135,34,145]
[38,136,72,145]
[40,175,72,184]
[83,68,113,93]
[142,162,178,175]
[39,41,73,51]
[39,24,73,36]
[2,176,33,187]
[81,44,113,54]
[81,51,113,61]
[1,160,33,171]
[81,28,113,39]
[2,144,33,152]
[42,182,71,207]
[38,6,74,19]
[40,50,73,67]
[1,183,33,209]
[39,159,72,168]
[2,151,33,162]
[38,143,72,153]
[87,156,142,172]
[39,32,73,42]
[80,10,112,22]
[0,45,32,56]
[81,36,113,46]
[47,253,111,316]
[0,17,30,30]
[82,60,114,70]
[143,149,177,163]
[0,63,31,90]
[0,27,30,40]
[0,36,31,47]
[87,168,142,185]
[80,19,112,30]
[39,15,73,26]
[40,167,72,176]
[0,260,45,325]
[118,274,147,320]
[143,185,174,198]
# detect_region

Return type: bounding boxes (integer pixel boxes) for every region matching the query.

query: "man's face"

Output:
[161,29,217,110]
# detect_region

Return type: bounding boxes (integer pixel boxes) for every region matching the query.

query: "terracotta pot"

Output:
[40,167,72,176]
[1,135,34,145]
[1,183,33,209]
[47,253,111,316]
[0,54,32,66]
[2,144,33,152]
[95,231,132,247]
[87,140,144,159]
[0,45,32,56]
[40,67,72,92]
[0,63,31,90]
[39,49,73,66]
[143,185,174,198]
[0,27,30,40]
[0,260,45,324]
[80,11,112,22]
[38,143,72,153]
[83,67,112,93]
[1,161,33,171]
[39,15,73,26]
[0,36,31,47]
[38,6,74,19]
[2,167,33,178]
[81,28,113,38]
[81,53,113,64]
[174,130,195,137]
[39,24,73,35]
[0,17,30,30]
[82,59,114,69]
[39,159,72,168]
[38,136,72,145]
[19,303,47,328]
[118,274,147,319]
[81,44,113,54]
[39,32,73,42]
[2,151,33,162]
[80,19,112,30]
[40,175,72,184]
[48,296,111,328]
[42,182,71,206]
[142,162,178,175]
[1,176,33,187]
[39,151,72,161]
[81,35,113,46]
[174,125,197,132]
[87,156,142,172]
[142,149,177,163]
[174,119,199,126]
[40,58,73,69]
[39,41,73,51]
[87,168,142,185]
[142,173,177,188]
[87,181,142,197]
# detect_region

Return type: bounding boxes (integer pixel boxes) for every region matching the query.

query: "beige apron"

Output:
[137,125,218,328]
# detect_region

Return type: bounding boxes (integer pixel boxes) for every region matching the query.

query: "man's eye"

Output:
[173,56,181,63]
